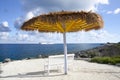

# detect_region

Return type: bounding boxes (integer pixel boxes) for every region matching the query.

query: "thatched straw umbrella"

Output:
[21,11,104,74]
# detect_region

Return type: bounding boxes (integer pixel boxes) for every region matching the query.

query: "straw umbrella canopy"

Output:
[21,11,104,74]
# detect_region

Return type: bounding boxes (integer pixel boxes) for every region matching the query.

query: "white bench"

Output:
[44,54,74,75]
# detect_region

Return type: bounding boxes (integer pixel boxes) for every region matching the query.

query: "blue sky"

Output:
[0,0,120,43]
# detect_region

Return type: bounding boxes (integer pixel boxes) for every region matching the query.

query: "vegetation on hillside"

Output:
[91,56,120,65]
[75,42,120,65]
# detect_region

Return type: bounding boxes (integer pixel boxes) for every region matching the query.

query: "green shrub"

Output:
[87,52,98,58]
[91,56,120,65]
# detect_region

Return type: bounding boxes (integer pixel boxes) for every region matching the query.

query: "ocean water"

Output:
[0,43,103,62]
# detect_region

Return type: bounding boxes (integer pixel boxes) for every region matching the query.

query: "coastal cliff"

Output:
[75,42,120,58]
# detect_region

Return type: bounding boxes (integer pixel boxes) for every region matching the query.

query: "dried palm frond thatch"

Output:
[21,11,104,33]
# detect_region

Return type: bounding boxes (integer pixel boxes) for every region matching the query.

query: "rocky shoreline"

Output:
[75,43,120,59]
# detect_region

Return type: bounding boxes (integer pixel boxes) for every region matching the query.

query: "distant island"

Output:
[39,42,54,45]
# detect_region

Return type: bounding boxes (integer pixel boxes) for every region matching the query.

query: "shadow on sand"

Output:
[0,70,64,78]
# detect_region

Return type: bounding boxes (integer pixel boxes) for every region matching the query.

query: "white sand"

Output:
[0,58,120,80]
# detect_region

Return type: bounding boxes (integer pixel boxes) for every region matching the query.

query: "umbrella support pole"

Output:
[63,32,68,75]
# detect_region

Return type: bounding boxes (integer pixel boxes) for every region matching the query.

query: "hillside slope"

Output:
[75,43,120,58]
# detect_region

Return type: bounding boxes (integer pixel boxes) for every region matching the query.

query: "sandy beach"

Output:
[0,57,120,80]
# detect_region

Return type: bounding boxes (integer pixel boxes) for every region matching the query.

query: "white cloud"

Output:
[25,11,34,21]
[2,21,9,27]
[0,21,11,32]
[14,17,24,29]
[18,34,29,41]
[107,11,112,14]
[0,29,120,43]
[107,8,120,14]
[15,32,33,42]
[114,8,120,14]
[0,32,9,40]
[96,0,109,4]
[15,31,63,43]
[66,30,120,43]
[19,30,120,43]
[21,0,109,13]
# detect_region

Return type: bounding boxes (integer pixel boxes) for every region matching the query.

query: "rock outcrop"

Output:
[3,58,11,63]
[75,43,120,58]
